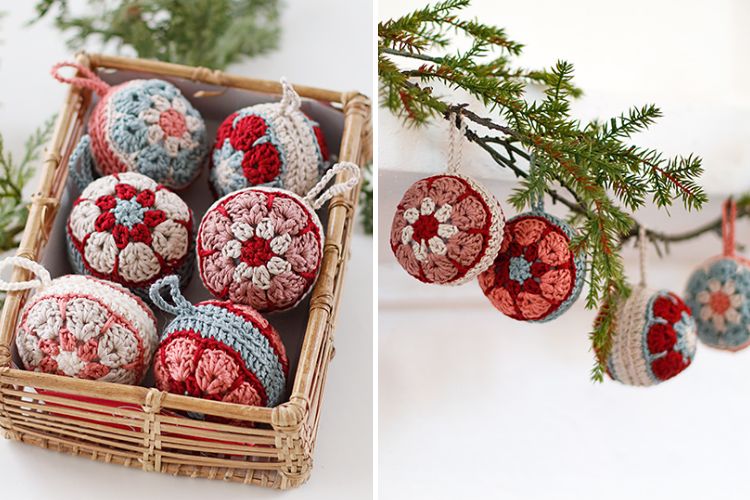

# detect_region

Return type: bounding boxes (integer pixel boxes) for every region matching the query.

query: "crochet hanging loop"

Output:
[0,256,52,292]
[722,198,737,257]
[279,77,302,116]
[303,162,361,210]
[528,152,544,212]
[638,225,648,287]
[446,111,467,174]
[51,61,111,97]
[149,275,194,317]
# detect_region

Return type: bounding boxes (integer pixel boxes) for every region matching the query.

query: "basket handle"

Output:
[149,275,194,316]
[68,134,95,192]
[0,256,52,292]
[303,162,360,210]
[51,61,110,97]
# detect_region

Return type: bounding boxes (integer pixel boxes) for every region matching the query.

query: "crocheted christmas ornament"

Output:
[209,78,329,198]
[603,286,697,386]
[1,257,157,385]
[684,200,750,351]
[197,162,360,312]
[150,275,288,408]
[66,171,195,300]
[389,114,505,285]
[478,208,586,322]
[52,61,208,190]
[599,229,697,386]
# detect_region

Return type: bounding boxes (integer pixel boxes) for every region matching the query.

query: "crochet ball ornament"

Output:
[66,171,195,299]
[197,162,359,312]
[604,286,697,386]
[209,78,329,198]
[390,173,504,285]
[478,210,585,322]
[685,258,750,351]
[53,62,208,189]
[14,271,157,385]
[150,276,288,407]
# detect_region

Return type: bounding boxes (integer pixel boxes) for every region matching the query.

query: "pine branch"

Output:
[380,0,709,381]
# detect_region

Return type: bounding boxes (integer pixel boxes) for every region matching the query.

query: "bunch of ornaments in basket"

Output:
[3,61,360,412]
[389,115,750,387]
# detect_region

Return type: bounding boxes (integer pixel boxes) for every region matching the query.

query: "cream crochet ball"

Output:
[53,61,208,190]
[197,162,359,312]
[389,173,504,285]
[150,275,288,408]
[209,78,329,198]
[15,273,158,385]
[66,171,195,301]
[602,286,697,386]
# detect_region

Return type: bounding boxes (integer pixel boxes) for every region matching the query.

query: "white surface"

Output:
[378,0,750,194]
[0,1,373,499]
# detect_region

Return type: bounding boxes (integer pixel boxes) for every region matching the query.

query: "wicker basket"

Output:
[0,52,371,489]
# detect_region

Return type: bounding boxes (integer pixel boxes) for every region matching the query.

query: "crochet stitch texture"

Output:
[15,274,158,384]
[389,173,504,285]
[197,186,324,312]
[53,62,207,189]
[209,80,329,198]
[150,276,288,408]
[66,172,195,300]
[478,211,585,322]
[605,286,697,386]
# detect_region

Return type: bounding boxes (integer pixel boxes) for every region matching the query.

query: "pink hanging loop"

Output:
[51,61,110,97]
[722,198,736,257]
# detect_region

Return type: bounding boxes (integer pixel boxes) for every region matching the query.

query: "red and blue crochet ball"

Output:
[479,211,586,322]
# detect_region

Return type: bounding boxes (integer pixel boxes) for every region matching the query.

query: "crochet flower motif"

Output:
[139,94,202,157]
[684,257,750,350]
[478,213,584,322]
[67,172,193,289]
[644,292,697,381]
[197,188,323,312]
[390,174,500,285]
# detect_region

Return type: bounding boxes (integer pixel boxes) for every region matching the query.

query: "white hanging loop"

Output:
[446,111,467,174]
[279,77,302,115]
[0,256,52,292]
[303,162,361,210]
[638,226,648,287]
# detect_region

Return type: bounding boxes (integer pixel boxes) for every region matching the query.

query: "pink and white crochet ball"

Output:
[197,186,324,312]
[390,173,504,285]
[14,275,157,384]
[66,172,194,299]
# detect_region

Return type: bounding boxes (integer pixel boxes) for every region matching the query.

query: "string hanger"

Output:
[279,77,302,115]
[303,162,360,210]
[722,198,737,258]
[528,152,544,212]
[637,225,648,287]
[51,61,111,97]
[446,111,467,174]
[0,256,52,292]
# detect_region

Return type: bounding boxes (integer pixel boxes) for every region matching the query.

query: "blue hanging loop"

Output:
[68,134,95,192]
[528,152,544,212]
[149,275,194,317]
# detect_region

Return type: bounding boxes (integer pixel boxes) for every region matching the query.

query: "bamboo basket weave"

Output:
[0,52,371,489]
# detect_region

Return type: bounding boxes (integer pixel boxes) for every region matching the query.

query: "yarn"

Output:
[197,162,360,312]
[150,275,288,408]
[52,61,208,190]
[601,228,697,385]
[66,171,195,300]
[684,199,750,351]
[389,114,505,285]
[0,257,158,385]
[478,210,585,322]
[209,78,329,198]
[603,286,697,385]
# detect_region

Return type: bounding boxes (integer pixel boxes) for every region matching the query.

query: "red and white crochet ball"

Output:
[604,286,698,386]
[478,211,586,322]
[197,186,324,312]
[66,172,194,298]
[390,173,504,285]
[14,275,157,384]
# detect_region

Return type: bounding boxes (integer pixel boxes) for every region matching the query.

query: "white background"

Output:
[379,1,750,499]
[0,1,373,499]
